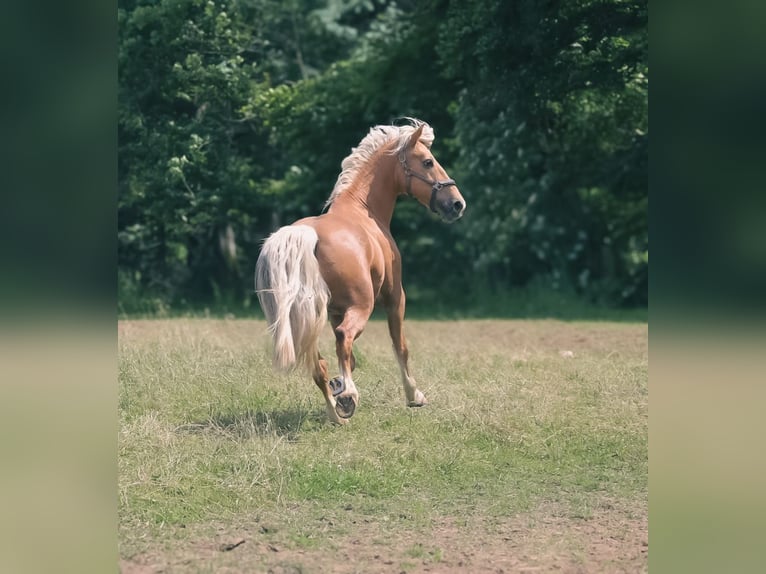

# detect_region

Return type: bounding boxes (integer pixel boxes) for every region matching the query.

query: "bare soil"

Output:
[120,499,647,573]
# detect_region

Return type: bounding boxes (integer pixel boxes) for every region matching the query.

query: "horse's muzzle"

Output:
[435,195,466,223]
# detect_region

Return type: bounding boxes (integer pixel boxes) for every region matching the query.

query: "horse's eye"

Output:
[422,159,434,168]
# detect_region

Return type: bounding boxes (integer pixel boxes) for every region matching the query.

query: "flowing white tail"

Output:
[255,225,330,372]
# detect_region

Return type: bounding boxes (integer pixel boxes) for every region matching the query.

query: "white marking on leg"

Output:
[341,374,359,401]
[396,354,425,405]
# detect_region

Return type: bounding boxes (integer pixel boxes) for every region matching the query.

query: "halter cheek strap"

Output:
[398,150,457,213]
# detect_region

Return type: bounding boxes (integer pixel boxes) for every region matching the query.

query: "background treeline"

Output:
[118,0,647,315]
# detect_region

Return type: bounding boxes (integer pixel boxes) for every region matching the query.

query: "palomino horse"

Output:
[255,119,465,424]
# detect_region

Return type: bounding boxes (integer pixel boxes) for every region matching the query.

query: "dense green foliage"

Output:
[118,0,647,313]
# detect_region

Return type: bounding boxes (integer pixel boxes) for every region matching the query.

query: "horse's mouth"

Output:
[439,210,464,224]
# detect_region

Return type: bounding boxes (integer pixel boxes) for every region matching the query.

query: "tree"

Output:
[440,0,648,305]
[118,0,360,309]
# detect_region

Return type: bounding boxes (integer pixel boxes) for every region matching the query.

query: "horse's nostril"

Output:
[453,200,463,212]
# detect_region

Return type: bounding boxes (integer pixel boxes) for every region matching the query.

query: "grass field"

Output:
[118,318,647,573]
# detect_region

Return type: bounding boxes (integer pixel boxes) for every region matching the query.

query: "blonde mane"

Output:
[324,118,435,209]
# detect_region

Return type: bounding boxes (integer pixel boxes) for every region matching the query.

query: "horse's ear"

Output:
[407,124,425,149]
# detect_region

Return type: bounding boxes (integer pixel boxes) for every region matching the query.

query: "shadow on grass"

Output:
[176,407,326,440]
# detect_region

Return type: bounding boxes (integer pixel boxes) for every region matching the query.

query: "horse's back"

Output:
[294,213,389,310]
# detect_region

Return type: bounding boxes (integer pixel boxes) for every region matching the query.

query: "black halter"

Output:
[398,149,457,213]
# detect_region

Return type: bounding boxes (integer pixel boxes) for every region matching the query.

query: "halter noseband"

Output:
[398,149,457,213]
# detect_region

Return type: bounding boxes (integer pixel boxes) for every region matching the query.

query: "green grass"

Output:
[118,318,647,569]
[118,284,647,323]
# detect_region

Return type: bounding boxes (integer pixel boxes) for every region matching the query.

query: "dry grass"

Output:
[119,318,647,572]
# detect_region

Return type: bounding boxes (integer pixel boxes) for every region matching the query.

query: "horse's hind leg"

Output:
[312,353,347,425]
[330,307,368,419]
[385,289,427,407]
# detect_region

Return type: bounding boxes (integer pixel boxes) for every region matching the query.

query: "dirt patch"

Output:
[120,501,647,573]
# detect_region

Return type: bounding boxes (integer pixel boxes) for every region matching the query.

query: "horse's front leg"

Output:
[386,289,427,407]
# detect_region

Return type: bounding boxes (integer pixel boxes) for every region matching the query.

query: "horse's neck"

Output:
[332,155,400,228]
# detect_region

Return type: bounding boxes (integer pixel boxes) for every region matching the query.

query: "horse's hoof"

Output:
[328,376,345,397]
[407,390,427,408]
[335,395,356,419]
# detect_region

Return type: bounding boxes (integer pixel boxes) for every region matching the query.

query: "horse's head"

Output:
[398,124,466,223]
